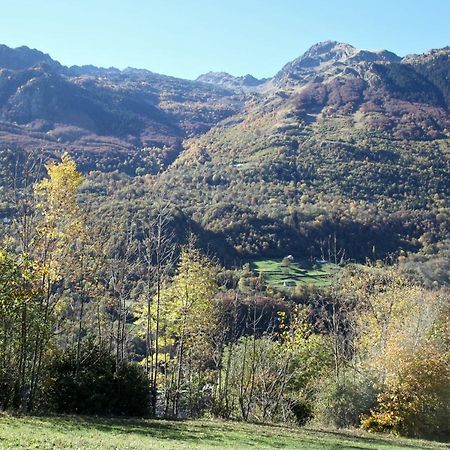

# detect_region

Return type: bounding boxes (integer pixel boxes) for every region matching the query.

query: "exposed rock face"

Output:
[0,44,62,71]
[196,71,267,90]
[273,41,401,86]
[0,41,448,174]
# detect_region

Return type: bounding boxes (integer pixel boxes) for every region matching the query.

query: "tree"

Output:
[362,347,450,438]
[136,203,175,416]
[28,152,85,407]
[341,266,450,436]
[344,267,442,379]
[155,242,218,417]
[215,305,332,423]
[0,250,43,410]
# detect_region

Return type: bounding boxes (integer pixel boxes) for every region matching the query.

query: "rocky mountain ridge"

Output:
[0,41,449,262]
[0,41,449,174]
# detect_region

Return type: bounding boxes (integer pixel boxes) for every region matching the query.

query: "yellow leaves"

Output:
[33,152,87,282]
[276,305,324,368]
[33,260,61,283]
[341,266,443,378]
[363,346,450,436]
[36,152,84,209]
[337,265,449,436]
[361,410,401,434]
[158,245,219,354]
[35,152,85,240]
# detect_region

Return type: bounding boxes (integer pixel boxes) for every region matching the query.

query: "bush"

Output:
[313,375,378,428]
[41,341,150,416]
[361,348,450,439]
[289,398,313,425]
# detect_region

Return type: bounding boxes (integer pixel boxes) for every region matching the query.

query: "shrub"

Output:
[313,375,378,428]
[361,348,450,439]
[289,397,313,425]
[41,341,150,416]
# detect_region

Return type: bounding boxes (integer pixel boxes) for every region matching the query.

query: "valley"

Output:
[0,36,449,446]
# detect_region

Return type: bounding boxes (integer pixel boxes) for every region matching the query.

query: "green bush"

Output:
[313,375,378,428]
[41,342,150,416]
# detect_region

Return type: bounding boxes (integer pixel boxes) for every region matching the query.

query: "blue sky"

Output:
[1,0,449,79]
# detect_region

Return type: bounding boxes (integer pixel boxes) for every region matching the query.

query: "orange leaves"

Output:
[362,347,450,437]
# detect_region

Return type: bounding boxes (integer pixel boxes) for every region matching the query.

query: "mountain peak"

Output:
[293,41,357,69]
[303,41,356,60]
[274,41,400,85]
[196,71,266,89]
[0,44,61,71]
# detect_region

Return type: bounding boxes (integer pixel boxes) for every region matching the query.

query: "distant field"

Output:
[251,258,340,288]
[0,415,448,450]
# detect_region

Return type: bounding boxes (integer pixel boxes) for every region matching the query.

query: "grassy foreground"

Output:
[0,415,449,449]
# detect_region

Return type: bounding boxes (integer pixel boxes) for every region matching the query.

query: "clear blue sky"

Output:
[1,0,449,80]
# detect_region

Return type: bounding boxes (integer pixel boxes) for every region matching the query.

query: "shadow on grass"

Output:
[18,415,254,447]
[4,415,448,449]
[303,428,447,450]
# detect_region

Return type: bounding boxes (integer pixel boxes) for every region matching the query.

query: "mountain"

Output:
[153,41,449,260]
[196,72,267,90]
[0,41,449,263]
[273,41,401,86]
[0,45,242,173]
[1,41,448,171]
[0,44,62,71]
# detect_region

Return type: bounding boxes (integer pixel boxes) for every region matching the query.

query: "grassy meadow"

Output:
[0,415,449,450]
[251,258,340,288]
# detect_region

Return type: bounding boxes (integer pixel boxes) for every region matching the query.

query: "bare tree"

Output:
[139,202,176,416]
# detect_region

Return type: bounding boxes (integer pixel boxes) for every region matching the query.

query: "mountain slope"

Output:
[150,42,449,259]
[196,72,267,90]
[0,41,449,262]
[0,45,243,173]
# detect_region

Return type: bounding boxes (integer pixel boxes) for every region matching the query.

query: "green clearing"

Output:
[251,258,340,288]
[0,415,448,450]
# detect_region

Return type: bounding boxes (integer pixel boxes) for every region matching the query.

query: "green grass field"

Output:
[251,258,339,288]
[0,415,448,449]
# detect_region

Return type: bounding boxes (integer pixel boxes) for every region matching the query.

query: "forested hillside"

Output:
[0,41,448,265]
[0,44,242,173]
[0,41,449,442]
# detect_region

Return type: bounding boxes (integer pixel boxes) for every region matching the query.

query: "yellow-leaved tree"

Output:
[343,266,450,437]
[158,243,218,418]
[35,151,84,247]
[362,346,450,438]
[28,152,85,404]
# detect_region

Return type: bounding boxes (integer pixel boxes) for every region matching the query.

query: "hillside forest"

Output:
[0,154,448,440]
[0,40,449,441]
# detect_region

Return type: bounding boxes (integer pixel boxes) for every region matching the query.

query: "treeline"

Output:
[0,154,449,440]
